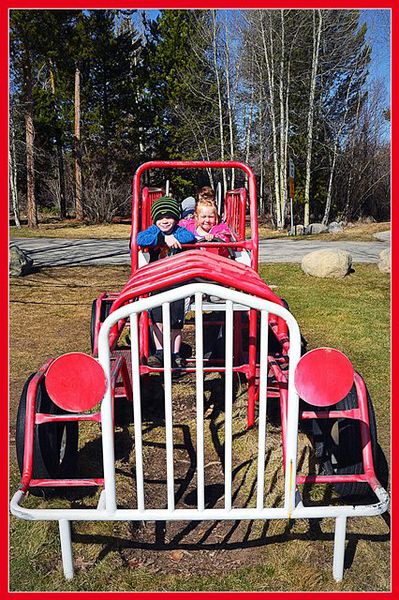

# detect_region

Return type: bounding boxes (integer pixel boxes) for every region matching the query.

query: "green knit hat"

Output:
[151,196,180,223]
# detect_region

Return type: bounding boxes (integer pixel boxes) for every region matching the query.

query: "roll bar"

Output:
[130,161,258,273]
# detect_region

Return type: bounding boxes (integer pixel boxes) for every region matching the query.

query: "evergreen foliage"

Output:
[9,8,390,225]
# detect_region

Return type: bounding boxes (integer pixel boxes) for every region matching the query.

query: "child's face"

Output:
[196,207,217,232]
[156,215,176,234]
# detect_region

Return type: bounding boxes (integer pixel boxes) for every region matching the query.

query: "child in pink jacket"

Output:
[179,199,232,253]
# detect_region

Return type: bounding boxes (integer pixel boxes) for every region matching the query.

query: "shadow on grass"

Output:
[62,372,390,575]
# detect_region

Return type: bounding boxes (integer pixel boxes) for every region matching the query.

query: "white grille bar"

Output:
[224,300,234,511]
[130,313,145,510]
[256,309,269,509]
[195,292,205,511]
[162,302,175,511]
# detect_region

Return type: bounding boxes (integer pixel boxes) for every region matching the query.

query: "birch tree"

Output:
[303,10,322,227]
[10,11,38,227]
[9,105,21,228]
[320,12,370,224]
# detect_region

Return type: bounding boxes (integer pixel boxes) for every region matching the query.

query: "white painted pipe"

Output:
[59,519,74,580]
[333,516,347,582]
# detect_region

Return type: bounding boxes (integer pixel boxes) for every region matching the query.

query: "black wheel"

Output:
[16,374,79,497]
[314,381,380,499]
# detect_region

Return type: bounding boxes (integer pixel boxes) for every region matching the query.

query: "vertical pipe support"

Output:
[224,300,234,511]
[162,302,175,511]
[130,313,145,511]
[256,309,269,509]
[59,519,74,580]
[333,516,347,582]
[195,293,205,511]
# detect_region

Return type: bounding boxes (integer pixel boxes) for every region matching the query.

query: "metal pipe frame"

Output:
[130,161,259,273]
[10,283,389,583]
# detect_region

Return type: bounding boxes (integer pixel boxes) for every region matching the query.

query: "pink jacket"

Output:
[178,218,232,242]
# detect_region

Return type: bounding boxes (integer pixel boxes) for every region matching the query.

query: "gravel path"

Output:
[11,234,390,267]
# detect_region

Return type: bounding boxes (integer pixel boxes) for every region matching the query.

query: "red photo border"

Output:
[1,0,395,597]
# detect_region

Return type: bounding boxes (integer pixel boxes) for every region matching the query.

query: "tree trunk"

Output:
[343,92,362,220]
[74,65,83,220]
[322,63,358,225]
[261,15,281,228]
[224,19,235,188]
[49,64,67,219]
[25,108,37,228]
[323,143,338,225]
[278,10,286,229]
[259,104,264,215]
[9,108,21,228]
[304,10,322,228]
[211,11,227,194]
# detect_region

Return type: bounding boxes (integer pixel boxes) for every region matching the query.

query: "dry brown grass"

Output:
[10,219,131,239]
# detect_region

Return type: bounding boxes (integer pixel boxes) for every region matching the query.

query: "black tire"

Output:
[16,374,79,497]
[314,382,380,499]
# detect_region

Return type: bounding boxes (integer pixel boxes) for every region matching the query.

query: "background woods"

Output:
[9,9,390,228]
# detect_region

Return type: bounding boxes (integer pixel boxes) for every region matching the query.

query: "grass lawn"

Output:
[10,215,390,242]
[9,264,390,592]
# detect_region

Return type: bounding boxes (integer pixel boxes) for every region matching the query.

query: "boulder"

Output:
[288,224,305,236]
[305,222,328,235]
[328,221,344,234]
[378,248,390,273]
[301,248,352,278]
[9,243,34,276]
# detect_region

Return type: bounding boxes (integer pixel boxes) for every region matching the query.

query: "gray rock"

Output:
[9,242,34,276]
[306,222,328,235]
[328,221,344,234]
[301,248,352,278]
[378,248,390,273]
[374,231,391,242]
[288,224,305,236]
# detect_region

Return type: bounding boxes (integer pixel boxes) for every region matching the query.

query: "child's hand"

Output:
[204,233,214,241]
[164,234,182,249]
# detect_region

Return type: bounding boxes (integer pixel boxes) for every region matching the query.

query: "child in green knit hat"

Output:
[137,196,195,369]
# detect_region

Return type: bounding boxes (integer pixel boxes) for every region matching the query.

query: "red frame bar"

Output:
[141,186,164,230]
[130,161,259,273]
[224,188,246,240]
[19,355,133,494]
[267,360,381,493]
[20,359,54,491]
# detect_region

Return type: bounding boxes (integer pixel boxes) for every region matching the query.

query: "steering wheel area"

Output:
[199,236,236,259]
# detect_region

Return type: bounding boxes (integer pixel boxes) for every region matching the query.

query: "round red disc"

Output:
[45,352,107,412]
[294,347,354,407]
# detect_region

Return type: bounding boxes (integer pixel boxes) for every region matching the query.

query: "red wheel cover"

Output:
[46,352,107,412]
[294,347,354,407]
